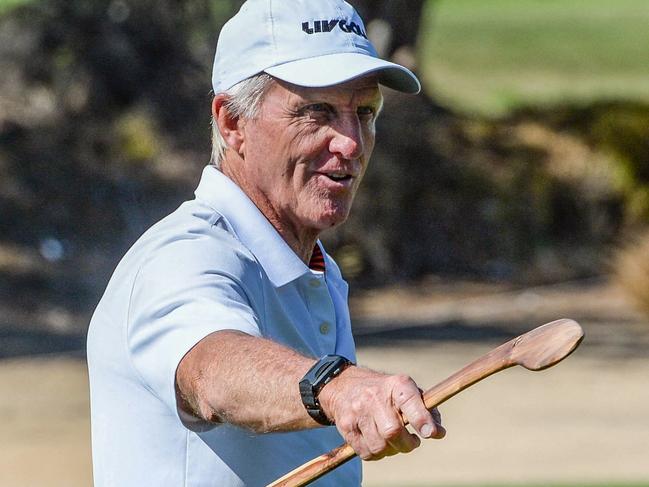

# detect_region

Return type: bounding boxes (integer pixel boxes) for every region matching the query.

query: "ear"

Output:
[212,94,245,155]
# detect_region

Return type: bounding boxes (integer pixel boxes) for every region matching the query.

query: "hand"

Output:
[317,366,445,460]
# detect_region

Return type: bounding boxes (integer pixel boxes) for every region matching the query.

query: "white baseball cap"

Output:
[211,0,421,94]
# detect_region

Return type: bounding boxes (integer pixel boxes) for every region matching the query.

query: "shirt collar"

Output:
[194,165,315,287]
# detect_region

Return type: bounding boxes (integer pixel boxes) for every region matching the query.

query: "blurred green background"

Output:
[1,0,648,486]
[421,0,649,116]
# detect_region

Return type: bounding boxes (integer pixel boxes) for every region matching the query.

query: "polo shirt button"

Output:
[319,322,331,335]
[309,278,321,288]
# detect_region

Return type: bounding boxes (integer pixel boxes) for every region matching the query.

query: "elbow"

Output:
[176,362,225,425]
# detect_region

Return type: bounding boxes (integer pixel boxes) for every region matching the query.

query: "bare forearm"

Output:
[176,330,318,433]
[176,330,445,461]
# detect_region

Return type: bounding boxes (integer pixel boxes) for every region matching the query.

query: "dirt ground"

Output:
[1,279,648,486]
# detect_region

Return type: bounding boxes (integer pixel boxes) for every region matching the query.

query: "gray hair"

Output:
[210,73,275,168]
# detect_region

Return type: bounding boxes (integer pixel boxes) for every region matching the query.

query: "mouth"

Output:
[324,172,353,183]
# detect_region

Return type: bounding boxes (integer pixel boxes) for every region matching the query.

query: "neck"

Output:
[221,159,318,265]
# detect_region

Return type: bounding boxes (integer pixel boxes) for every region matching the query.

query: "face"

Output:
[234,76,382,240]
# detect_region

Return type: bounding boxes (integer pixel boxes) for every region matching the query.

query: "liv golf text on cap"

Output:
[211,0,421,94]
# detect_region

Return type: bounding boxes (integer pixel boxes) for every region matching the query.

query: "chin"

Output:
[313,209,350,230]
[300,195,355,230]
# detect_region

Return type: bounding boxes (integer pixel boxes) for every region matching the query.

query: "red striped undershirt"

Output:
[308,244,326,272]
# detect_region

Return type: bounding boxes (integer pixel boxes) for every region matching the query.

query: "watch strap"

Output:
[299,354,352,426]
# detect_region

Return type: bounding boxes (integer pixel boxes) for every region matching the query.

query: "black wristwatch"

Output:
[299,354,352,426]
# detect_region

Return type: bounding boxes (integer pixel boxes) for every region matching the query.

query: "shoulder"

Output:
[125,201,266,307]
[143,202,261,279]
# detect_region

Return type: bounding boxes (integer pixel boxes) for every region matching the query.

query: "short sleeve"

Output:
[126,232,263,428]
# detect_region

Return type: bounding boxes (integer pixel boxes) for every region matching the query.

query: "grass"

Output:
[419,0,649,116]
[0,0,34,15]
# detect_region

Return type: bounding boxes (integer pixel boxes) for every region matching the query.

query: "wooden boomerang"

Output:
[267,318,584,487]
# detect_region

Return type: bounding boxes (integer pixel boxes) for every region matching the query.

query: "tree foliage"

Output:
[1,0,646,331]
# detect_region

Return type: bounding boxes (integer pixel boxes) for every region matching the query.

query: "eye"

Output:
[357,106,376,118]
[303,103,334,116]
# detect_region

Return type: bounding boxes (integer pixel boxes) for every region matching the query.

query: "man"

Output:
[87,1,444,485]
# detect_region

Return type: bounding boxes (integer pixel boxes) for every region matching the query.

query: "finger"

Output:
[336,413,370,460]
[345,425,373,461]
[430,407,442,424]
[373,406,420,455]
[393,378,437,439]
[356,415,396,460]
[386,427,420,454]
[429,407,446,439]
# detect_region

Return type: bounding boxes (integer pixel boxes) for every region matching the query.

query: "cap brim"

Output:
[264,52,421,94]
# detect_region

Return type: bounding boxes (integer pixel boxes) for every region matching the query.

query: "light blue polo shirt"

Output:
[87,166,360,486]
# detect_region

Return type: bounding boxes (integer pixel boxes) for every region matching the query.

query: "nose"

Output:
[328,115,364,161]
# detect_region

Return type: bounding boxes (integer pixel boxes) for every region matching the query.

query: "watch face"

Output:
[314,361,333,377]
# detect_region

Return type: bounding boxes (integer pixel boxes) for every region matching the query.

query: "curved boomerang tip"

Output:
[513,319,584,371]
